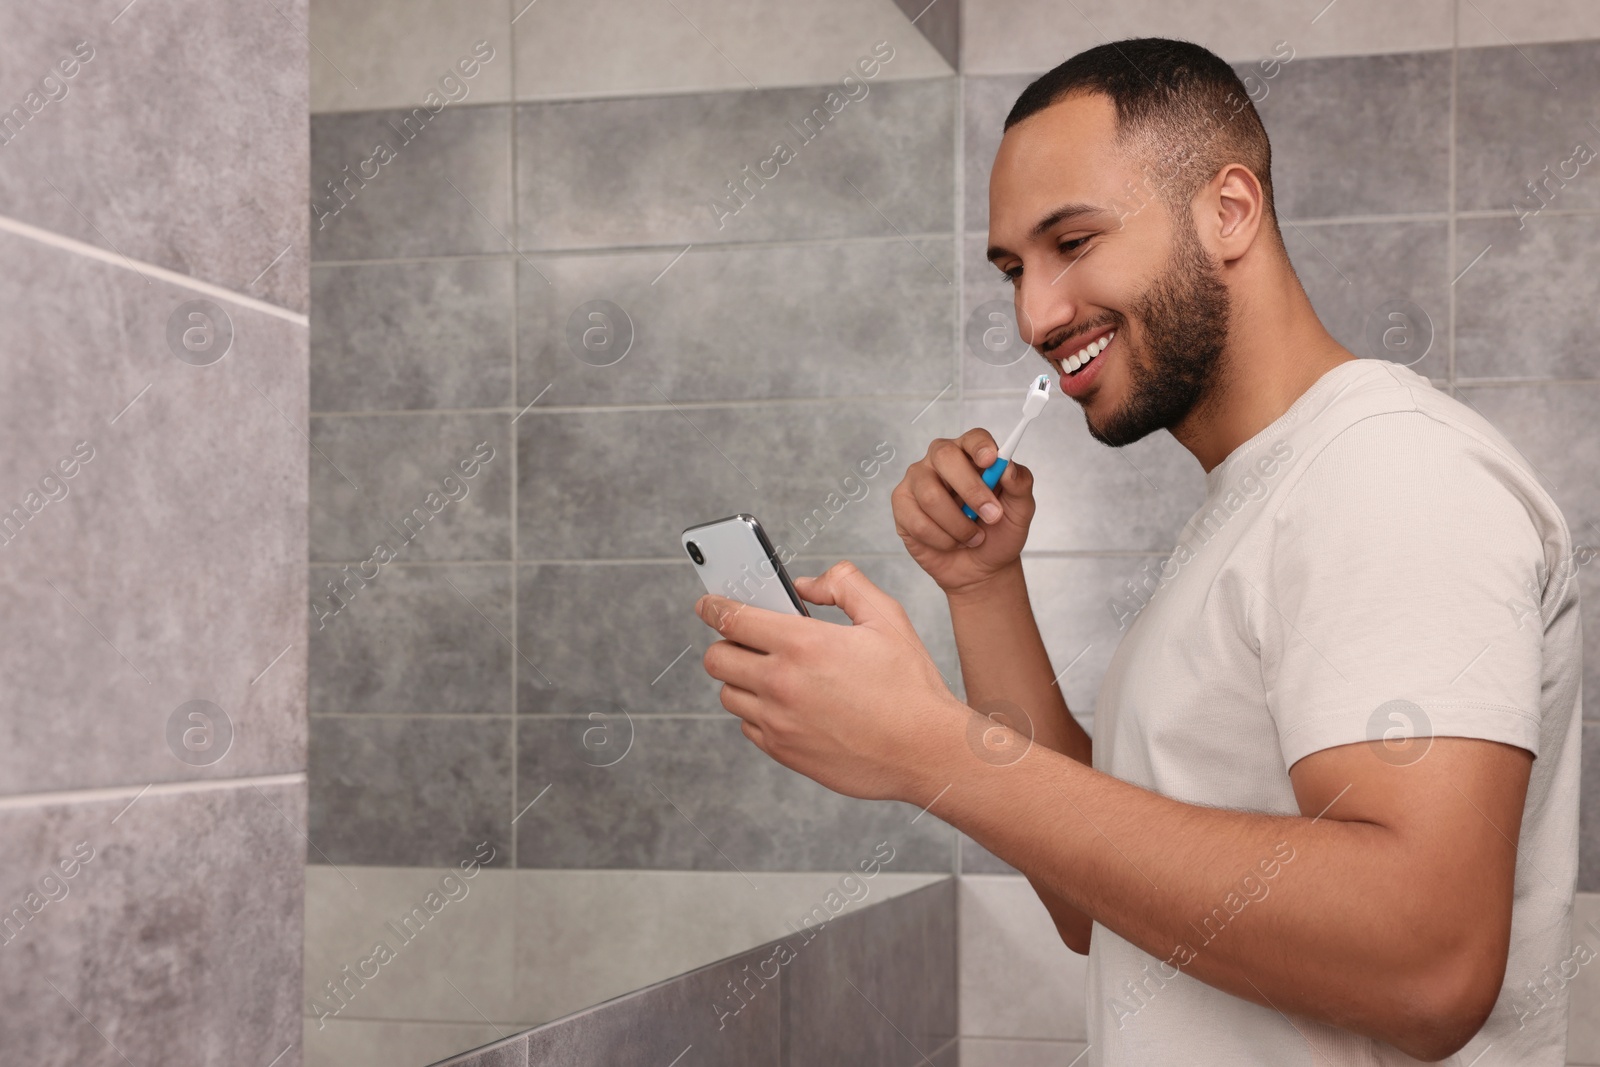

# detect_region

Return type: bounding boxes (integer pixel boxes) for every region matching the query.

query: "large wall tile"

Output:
[516,239,955,407]
[1585,723,1600,894]
[0,783,304,1066]
[1455,215,1600,380]
[310,104,511,261]
[964,74,1036,234]
[310,0,512,115]
[961,1037,1091,1066]
[310,564,513,715]
[0,0,308,311]
[515,716,954,870]
[1458,1,1600,47]
[1458,40,1600,214]
[310,716,513,867]
[514,78,955,250]
[307,1020,512,1067]
[312,259,514,411]
[959,875,1087,1040]
[310,412,512,563]
[516,400,953,559]
[0,231,306,794]
[1568,892,1600,1060]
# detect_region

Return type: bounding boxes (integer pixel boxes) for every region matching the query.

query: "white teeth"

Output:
[1066,354,1081,372]
[1064,330,1115,375]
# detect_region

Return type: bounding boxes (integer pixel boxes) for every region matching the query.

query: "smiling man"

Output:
[695,38,1583,1065]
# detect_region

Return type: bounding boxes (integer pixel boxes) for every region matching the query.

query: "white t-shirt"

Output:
[1085,357,1583,1065]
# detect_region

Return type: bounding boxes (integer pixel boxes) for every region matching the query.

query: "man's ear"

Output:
[1206,162,1267,263]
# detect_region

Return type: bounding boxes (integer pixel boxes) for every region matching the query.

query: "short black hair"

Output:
[1005,38,1278,239]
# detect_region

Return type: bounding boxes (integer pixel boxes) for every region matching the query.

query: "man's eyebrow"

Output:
[986,202,1112,262]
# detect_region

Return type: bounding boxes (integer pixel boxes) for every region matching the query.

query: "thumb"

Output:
[794,560,903,627]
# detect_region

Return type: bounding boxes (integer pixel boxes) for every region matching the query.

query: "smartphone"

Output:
[681,514,809,617]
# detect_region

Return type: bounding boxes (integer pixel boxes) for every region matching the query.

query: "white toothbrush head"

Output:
[1020,373,1051,420]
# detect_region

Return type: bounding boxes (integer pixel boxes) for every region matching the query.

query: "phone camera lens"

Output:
[686,541,704,565]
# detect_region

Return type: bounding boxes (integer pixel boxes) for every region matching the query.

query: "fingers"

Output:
[702,639,769,695]
[695,594,805,653]
[796,560,908,629]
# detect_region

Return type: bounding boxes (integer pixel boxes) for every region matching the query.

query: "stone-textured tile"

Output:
[1585,724,1600,895]
[783,879,957,1066]
[520,944,781,1066]
[310,412,511,563]
[960,1037,1091,1066]
[310,716,513,867]
[515,717,953,870]
[517,400,953,560]
[1458,1,1600,47]
[516,239,955,407]
[512,0,951,100]
[1454,216,1600,381]
[0,231,306,794]
[305,1019,513,1067]
[310,0,512,114]
[310,564,512,715]
[961,396,1205,552]
[0,783,304,1066]
[1252,51,1451,220]
[1458,40,1600,214]
[310,104,512,262]
[0,0,309,311]
[312,259,514,412]
[303,865,516,1025]
[514,78,955,250]
[964,74,1036,234]
[437,1033,529,1067]
[1568,892,1600,1063]
[511,869,947,1025]
[959,875,1088,1040]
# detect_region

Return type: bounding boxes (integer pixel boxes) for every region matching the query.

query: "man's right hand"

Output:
[891,428,1037,596]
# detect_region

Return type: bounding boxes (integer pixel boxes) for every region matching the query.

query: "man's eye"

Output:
[999,267,1021,284]
[1060,236,1091,255]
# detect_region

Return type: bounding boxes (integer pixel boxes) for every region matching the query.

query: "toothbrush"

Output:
[962,374,1051,521]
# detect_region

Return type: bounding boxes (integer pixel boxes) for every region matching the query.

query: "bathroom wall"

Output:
[0,1,309,1065]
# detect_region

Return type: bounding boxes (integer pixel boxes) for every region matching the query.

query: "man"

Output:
[696,37,1582,1065]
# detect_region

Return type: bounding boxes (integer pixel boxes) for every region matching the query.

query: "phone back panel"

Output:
[682,515,808,616]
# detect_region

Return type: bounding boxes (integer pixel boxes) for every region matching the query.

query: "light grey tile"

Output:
[437,1033,528,1067]
[514,717,953,870]
[1455,216,1600,381]
[0,231,306,795]
[1585,723,1600,894]
[1568,892,1600,1063]
[306,1019,513,1067]
[310,0,512,115]
[959,874,1088,1040]
[310,104,512,262]
[516,239,955,407]
[310,413,511,563]
[1458,40,1600,214]
[310,716,513,867]
[312,259,514,411]
[783,879,957,1066]
[1459,1,1600,47]
[960,1037,1091,1066]
[1250,51,1450,220]
[0,0,308,311]
[516,400,953,560]
[1023,555,1136,717]
[514,78,955,250]
[0,783,304,1066]
[311,564,512,715]
[964,74,1035,234]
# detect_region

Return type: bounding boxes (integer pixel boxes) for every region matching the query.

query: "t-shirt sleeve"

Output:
[1256,411,1549,772]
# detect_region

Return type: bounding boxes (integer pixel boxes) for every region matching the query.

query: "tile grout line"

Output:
[1448,0,1460,391]
[0,771,306,812]
[508,0,521,874]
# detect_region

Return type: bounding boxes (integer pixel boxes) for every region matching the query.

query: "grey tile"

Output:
[1284,221,1448,375]
[892,0,958,70]
[310,0,512,114]
[1249,51,1451,220]
[1585,723,1600,893]
[783,879,957,1066]
[961,233,1060,394]
[521,944,781,1066]
[1455,216,1600,380]
[312,259,514,411]
[307,1021,514,1067]
[516,239,955,407]
[516,400,954,560]
[959,874,1089,1041]
[310,104,512,262]
[0,231,306,795]
[514,717,953,871]
[961,1037,1090,1066]
[514,78,955,250]
[963,74,1035,234]
[310,716,512,867]
[1458,40,1600,214]
[437,1033,528,1067]
[0,783,304,1066]
[310,412,511,563]
[311,564,512,715]
[0,0,309,312]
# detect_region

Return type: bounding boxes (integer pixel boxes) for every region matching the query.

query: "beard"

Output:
[1084,219,1232,448]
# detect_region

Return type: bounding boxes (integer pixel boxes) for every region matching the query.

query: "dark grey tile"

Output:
[515,717,953,871]
[1458,40,1600,214]
[0,0,309,312]
[1249,51,1450,219]
[516,400,954,560]
[1583,723,1600,892]
[783,878,957,1067]
[437,1033,529,1067]
[312,259,514,411]
[514,78,955,250]
[963,74,1035,234]
[311,563,512,715]
[0,783,304,1065]
[522,944,781,1066]
[1455,215,1600,380]
[310,412,512,562]
[0,231,305,795]
[893,0,958,69]
[310,104,512,261]
[516,239,955,407]
[310,716,512,867]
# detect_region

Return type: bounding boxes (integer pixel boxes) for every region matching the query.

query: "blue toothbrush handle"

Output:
[961,457,1009,521]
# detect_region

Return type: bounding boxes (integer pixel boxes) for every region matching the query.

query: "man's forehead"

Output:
[989,94,1133,251]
